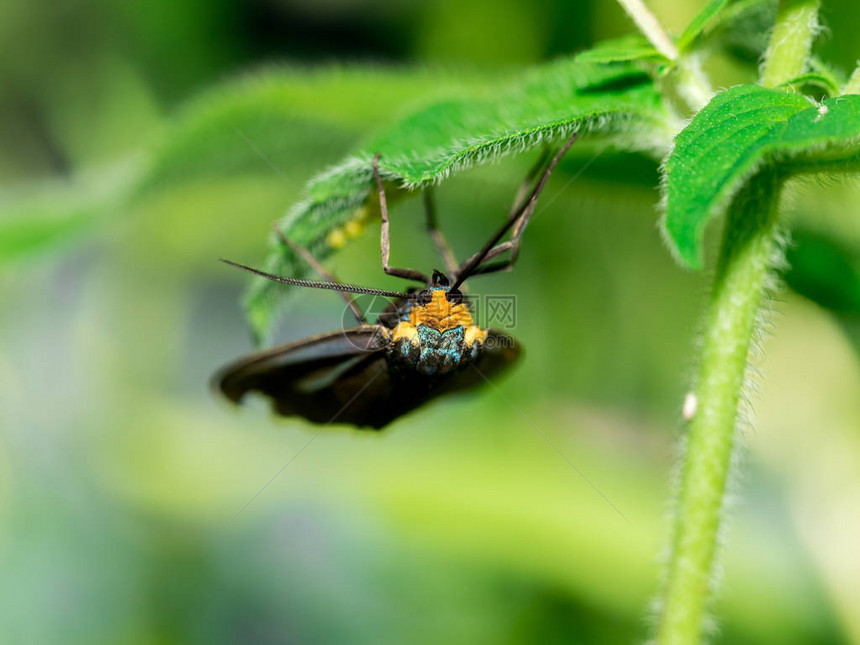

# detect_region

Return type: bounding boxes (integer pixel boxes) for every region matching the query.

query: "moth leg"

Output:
[422,186,460,279]
[456,148,552,275]
[460,139,571,278]
[272,223,367,325]
[373,153,430,285]
[509,147,553,220]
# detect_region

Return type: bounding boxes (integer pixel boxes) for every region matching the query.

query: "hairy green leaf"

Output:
[3,68,485,267]
[575,35,665,64]
[244,58,670,341]
[663,85,860,269]
[136,66,493,196]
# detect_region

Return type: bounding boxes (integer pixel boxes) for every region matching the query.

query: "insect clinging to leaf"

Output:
[214,132,578,429]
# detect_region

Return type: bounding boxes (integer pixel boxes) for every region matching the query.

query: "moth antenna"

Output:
[221,259,413,299]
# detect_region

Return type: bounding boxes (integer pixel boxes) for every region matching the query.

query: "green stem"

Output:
[675,57,714,112]
[761,0,821,88]
[616,0,679,61]
[656,3,821,642]
[657,173,783,645]
[616,0,714,114]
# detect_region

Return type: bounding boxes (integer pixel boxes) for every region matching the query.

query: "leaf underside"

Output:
[245,58,669,342]
[1,68,487,267]
[662,84,860,269]
[136,67,495,197]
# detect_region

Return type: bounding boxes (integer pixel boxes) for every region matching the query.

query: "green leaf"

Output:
[2,68,486,268]
[575,35,665,64]
[245,58,670,342]
[360,63,665,185]
[662,85,860,269]
[136,66,493,197]
[677,0,732,53]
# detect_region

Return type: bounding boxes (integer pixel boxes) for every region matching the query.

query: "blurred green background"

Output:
[3,0,860,643]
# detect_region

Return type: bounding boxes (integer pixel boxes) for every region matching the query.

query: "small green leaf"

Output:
[677,0,732,53]
[245,58,670,341]
[663,85,860,269]
[575,35,665,64]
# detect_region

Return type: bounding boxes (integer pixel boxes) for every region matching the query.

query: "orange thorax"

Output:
[409,290,474,332]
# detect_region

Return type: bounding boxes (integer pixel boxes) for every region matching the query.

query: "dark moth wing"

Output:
[363,328,522,428]
[215,325,394,428]
[215,327,521,430]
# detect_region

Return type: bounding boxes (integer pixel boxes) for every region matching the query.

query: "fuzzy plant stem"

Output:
[655,2,819,643]
[616,0,678,60]
[761,0,821,89]
[615,0,711,114]
[656,173,782,645]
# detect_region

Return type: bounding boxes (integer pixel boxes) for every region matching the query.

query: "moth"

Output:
[215,133,577,429]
